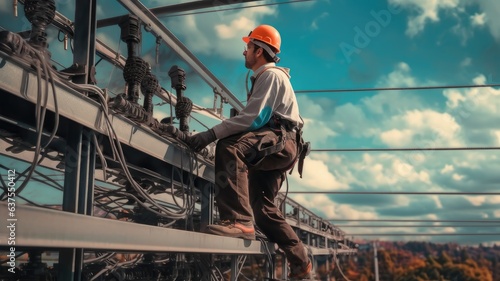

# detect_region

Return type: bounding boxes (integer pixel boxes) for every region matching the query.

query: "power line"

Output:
[328,219,500,223]
[336,224,500,228]
[349,230,500,237]
[311,146,500,152]
[284,191,500,195]
[295,83,500,94]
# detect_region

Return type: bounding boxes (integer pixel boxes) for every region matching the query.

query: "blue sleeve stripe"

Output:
[249,106,272,130]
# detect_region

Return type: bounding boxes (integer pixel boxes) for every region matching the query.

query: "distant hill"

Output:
[331,241,500,281]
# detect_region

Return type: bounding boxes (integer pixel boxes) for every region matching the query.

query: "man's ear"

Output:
[256,47,263,57]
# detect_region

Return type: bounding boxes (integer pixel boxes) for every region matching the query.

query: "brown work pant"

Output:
[214,126,308,265]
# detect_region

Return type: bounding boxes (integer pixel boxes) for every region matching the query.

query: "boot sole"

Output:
[205,228,256,240]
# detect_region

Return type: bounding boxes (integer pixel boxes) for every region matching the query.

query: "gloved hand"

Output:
[187,129,217,152]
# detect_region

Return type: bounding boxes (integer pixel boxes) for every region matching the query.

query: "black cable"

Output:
[312,146,500,152]
[284,191,500,195]
[0,160,35,200]
[295,83,500,94]
[347,233,500,236]
[336,224,500,228]
[328,219,500,223]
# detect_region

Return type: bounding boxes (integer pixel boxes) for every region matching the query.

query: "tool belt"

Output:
[254,115,310,177]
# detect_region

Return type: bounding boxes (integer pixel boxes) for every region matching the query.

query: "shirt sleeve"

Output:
[211,71,281,140]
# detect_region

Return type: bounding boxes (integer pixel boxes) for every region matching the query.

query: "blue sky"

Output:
[1,0,500,246]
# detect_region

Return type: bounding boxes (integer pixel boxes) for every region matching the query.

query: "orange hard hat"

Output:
[242,25,281,54]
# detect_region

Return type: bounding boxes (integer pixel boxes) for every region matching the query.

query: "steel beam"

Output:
[59,0,98,279]
[98,0,260,28]
[0,202,264,254]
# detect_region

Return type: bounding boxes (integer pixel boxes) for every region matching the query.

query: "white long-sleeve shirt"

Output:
[212,63,303,140]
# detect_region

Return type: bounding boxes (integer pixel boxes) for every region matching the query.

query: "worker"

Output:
[186,24,312,279]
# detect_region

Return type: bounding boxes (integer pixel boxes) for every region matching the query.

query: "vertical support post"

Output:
[200,182,214,232]
[374,240,380,281]
[230,255,238,281]
[58,0,97,280]
[200,182,214,281]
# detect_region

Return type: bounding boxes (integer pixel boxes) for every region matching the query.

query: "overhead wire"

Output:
[295,83,500,94]
[284,191,500,195]
[328,219,500,223]
[345,233,500,236]
[311,146,500,152]
[335,224,500,228]
[157,0,314,18]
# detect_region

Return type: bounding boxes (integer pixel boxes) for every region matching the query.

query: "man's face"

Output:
[243,42,258,69]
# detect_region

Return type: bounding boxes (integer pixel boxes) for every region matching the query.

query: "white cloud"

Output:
[440,164,454,173]
[380,109,462,147]
[376,62,416,88]
[291,194,377,221]
[346,153,432,188]
[464,196,485,206]
[163,4,276,60]
[388,0,460,37]
[290,156,347,190]
[470,12,486,26]
[430,195,443,209]
[475,1,500,41]
[494,210,500,218]
[443,75,500,130]
[380,129,413,147]
[301,118,337,145]
[494,130,500,145]
[215,17,255,39]
[296,96,338,145]
[487,196,500,204]
[390,0,500,42]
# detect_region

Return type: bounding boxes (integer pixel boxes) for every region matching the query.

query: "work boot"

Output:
[289,259,313,280]
[205,220,256,240]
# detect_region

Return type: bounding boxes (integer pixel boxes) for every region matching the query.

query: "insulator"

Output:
[175,96,192,132]
[123,57,148,103]
[175,96,192,119]
[168,65,186,91]
[141,69,160,114]
[0,30,34,57]
[109,94,149,123]
[152,121,188,143]
[120,14,141,44]
[119,15,142,57]
[24,0,56,50]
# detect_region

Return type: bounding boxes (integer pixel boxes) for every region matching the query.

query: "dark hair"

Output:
[253,45,275,63]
